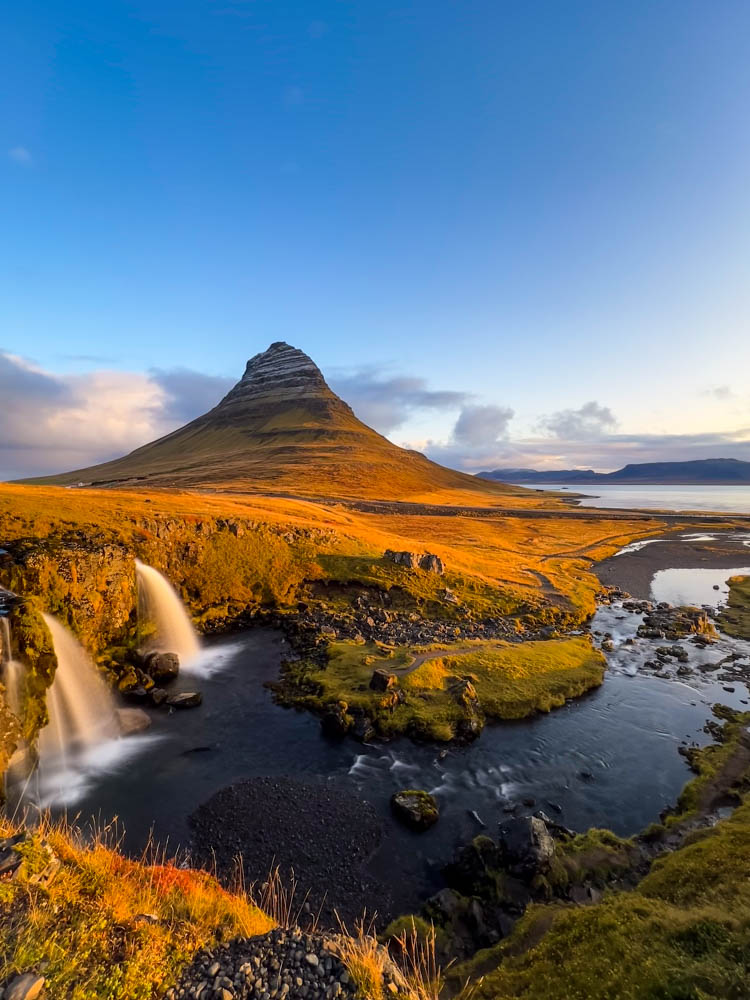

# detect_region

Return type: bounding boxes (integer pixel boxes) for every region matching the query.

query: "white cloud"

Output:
[0,352,231,480]
[8,146,32,166]
[453,404,514,446]
[538,400,617,440]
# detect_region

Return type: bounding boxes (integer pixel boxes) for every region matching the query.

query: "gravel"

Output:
[162,927,392,1000]
[189,777,392,927]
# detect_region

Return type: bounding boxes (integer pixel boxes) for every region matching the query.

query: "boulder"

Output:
[166,691,202,709]
[150,687,168,706]
[4,973,45,1000]
[498,816,555,879]
[144,651,180,683]
[369,668,398,692]
[115,707,152,736]
[419,553,445,574]
[443,835,502,897]
[384,549,420,570]
[391,789,439,831]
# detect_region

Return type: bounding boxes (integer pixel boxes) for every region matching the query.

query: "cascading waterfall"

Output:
[0,615,23,718]
[135,559,200,662]
[38,615,119,764]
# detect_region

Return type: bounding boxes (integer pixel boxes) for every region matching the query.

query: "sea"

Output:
[517,483,750,515]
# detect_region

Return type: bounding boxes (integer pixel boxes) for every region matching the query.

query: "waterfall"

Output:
[135,559,200,662]
[38,614,119,764]
[0,615,23,718]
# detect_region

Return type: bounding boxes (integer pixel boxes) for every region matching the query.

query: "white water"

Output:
[38,615,119,759]
[30,614,137,805]
[0,616,24,717]
[135,559,200,664]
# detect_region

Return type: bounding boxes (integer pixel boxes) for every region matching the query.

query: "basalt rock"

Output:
[498,816,555,880]
[391,789,439,831]
[143,651,180,683]
[369,667,398,691]
[166,691,202,709]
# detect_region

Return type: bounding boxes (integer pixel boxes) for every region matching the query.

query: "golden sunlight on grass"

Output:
[0,816,273,1000]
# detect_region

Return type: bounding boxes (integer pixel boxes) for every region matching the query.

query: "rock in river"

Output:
[144,651,180,683]
[115,707,152,735]
[391,789,439,831]
[166,691,202,709]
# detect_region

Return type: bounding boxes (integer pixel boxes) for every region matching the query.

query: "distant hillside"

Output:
[479,459,750,485]
[24,342,525,502]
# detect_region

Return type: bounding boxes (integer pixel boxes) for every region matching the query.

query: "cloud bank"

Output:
[2,352,748,481]
[0,352,232,480]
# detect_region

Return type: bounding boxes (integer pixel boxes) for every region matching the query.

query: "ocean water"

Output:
[523,483,750,514]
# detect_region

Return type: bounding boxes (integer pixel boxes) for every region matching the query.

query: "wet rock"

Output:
[444,835,502,896]
[166,691,202,709]
[498,816,555,879]
[151,686,168,706]
[391,790,439,831]
[3,973,45,1000]
[144,651,180,683]
[115,707,151,735]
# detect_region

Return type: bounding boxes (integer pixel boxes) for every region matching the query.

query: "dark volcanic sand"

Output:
[189,776,392,928]
[596,533,750,599]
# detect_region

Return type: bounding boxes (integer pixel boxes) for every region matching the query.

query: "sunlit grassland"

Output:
[0,817,273,1000]
[0,484,666,624]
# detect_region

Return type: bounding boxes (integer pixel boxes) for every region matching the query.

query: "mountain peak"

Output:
[218,341,333,411]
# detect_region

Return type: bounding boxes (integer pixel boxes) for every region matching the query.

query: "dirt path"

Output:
[393,645,480,676]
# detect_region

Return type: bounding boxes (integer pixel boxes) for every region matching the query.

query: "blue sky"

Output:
[2,1,750,478]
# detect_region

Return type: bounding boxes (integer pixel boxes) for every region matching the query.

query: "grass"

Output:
[0,816,273,1000]
[283,636,606,741]
[718,574,750,641]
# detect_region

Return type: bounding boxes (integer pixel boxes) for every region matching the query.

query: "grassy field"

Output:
[283,637,606,741]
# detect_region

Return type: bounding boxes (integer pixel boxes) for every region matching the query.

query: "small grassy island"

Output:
[278,636,606,741]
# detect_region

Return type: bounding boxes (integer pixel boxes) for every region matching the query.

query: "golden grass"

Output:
[293,637,605,740]
[0,816,273,999]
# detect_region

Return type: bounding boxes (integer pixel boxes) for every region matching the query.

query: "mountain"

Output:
[479,459,750,485]
[27,342,518,501]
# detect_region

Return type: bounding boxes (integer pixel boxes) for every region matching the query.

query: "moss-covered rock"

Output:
[391,789,439,830]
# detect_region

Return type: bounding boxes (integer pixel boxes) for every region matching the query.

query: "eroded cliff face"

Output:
[0,514,331,653]
[0,513,332,765]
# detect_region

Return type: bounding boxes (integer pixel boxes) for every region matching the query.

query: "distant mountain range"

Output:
[478,459,750,486]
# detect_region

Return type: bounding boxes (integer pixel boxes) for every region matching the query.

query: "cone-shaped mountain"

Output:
[30,342,509,500]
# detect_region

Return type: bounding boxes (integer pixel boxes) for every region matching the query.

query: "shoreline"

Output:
[594,531,750,599]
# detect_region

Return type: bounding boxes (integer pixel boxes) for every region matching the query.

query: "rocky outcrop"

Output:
[384,550,445,574]
[497,816,555,879]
